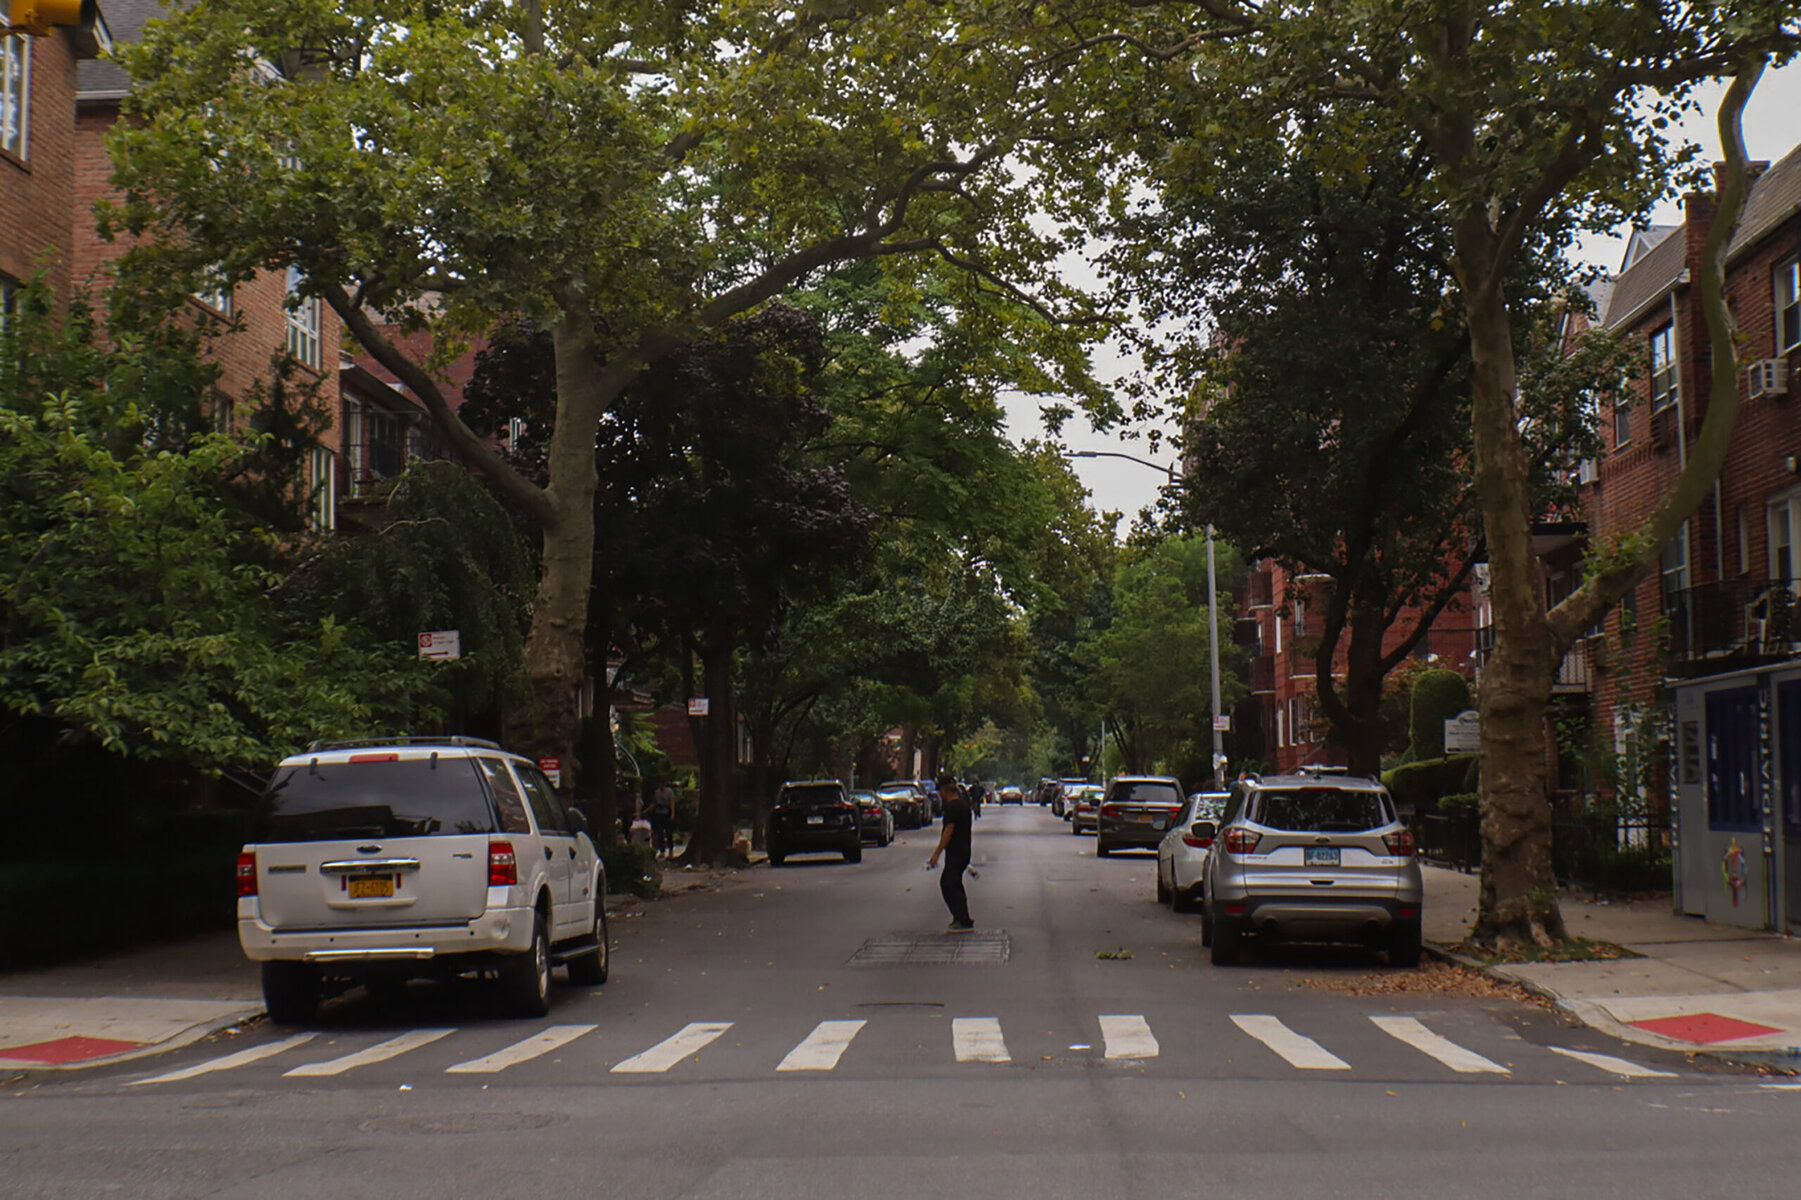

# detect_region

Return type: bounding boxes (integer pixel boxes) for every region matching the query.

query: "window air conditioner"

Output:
[1747,358,1791,399]
[1576,458,1599,485]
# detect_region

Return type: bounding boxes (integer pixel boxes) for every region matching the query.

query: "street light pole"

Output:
[1068,449,1227,783]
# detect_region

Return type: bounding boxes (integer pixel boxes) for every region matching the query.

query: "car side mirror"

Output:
[566,807,590,836]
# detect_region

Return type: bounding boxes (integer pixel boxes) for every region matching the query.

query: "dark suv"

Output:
[1201,770,1422,966]
[768,780,863,865]
[1095,775,1185,855]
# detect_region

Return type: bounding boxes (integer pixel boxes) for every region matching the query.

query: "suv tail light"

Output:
[236,851,257,897]
[1181,832,1214,849]
[1100,804,1121,818]
[1383,829,1417,857]
[488,839,518,886]
[1222,828,1262,855]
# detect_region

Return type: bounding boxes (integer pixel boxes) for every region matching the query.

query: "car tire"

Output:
[565,905,610,985]
[844,843,863,863]
[769,850,786,866]
[261,961,320,1024]
[1070,821,1081,836]
[1388,920,1423,969]
[1156,866,1171,904]
[1172,884,1199,914]
[1199,904,1214,947]
[1210,916,1241,966]
[878,828,891,847]
[1096,840,1110,857]
[500,913,552,1018]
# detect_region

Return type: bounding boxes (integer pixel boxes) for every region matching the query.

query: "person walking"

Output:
[927,774,974,932]
[648,780,677,858]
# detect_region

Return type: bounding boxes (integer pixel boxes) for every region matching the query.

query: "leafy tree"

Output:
[1076,0,1795,948]
[109,0,1106,803]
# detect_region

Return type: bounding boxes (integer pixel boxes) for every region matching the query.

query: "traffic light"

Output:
[7,0,83,37]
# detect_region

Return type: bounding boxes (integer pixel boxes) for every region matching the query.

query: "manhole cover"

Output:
[361,1112,568,1136]
[849,931,1010,965]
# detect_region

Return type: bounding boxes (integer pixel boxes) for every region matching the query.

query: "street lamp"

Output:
[1068,449,1227,784]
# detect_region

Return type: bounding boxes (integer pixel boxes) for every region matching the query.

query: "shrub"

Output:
[1383,754,1479,818]
[1407,669,1472,760]
[600,841,661,899]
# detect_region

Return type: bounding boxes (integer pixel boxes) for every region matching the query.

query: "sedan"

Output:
[1069,784,1104,834]
[998,785,1024,805]
[876,784,929,829]
[1156,793,1228,911]
[853,791,895,846]
[1094,775,1185,856]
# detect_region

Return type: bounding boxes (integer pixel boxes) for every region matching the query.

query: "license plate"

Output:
[347,875,394,899]
[1304,847,1340,867]
[806,815,824,825]
[1151,817,1168,831]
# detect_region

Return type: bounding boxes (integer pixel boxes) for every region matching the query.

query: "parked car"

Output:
[1156,792,1229,911]
[1051,777,1089,818]
[998,785,1024,805]
[1034,778,1059,806]
[769,780,863,865]
[1095,775,1185,856]
[852,790,895,846]
[1068,784,1104,834]
[877,780,932,828]
[1201,769,1422,967]
[237,736,609,1024]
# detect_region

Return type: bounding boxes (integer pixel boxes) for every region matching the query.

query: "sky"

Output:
[1009,60,1801,526]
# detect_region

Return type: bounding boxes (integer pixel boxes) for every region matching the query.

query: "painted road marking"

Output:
[953,1017,1011,1063]
[127,1033,317,1086]
[1099,1014,1160,1060]
[611,1022,733,1074]
[776,1020,867,1072]
[1231,1015,1350,1070]
[285,1029,456,1077]
[1546,1046,1678,1078]
[445,1024,596,1074]
[1370,1016,1508,1074]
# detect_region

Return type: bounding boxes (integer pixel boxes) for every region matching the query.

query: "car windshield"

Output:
[252,758,495,841]
[1253,788,1391,832]
[779,785,844,808]
[1113,782,1181,805]
[877,789,913,801]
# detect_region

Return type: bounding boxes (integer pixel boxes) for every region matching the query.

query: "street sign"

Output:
[1444,709,1481,755]
[537,756,561,788]
[1212,714,1232,732]
[687,697,710,716]
[417,630,461,661]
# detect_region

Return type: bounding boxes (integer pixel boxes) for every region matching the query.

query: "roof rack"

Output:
[305,735,503,753]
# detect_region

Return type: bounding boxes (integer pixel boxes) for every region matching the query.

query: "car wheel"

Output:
[565,905,610,985]
[879,828,891,847]
[1209,915,1241,965]
[1172,884,1199,914]
[261,961,320,1024]
[1096,840,1110,857]
[1070,821,1081,836]
[1388,920,1423,969]
[1156,865,1171,904]
[1199,903,1214,947]
[500,913,552,1017]
[844,843,863,863]
[769,850,786,866]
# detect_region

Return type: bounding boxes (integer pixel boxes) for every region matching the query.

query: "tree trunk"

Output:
[680,643,739,864]
[1454,223,1567,948]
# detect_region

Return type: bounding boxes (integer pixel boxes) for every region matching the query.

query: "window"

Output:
[1612,394,1631,446]
[1291,598,1307,640]
[211,393,235,435]
[307,446,336,532]
[0,275,18,334]
[284,267,322,369]
[193,272,234,316]
[1649,324,1678,412]
[1771,495,1798,588]
[1660,524,1689,613]
[1779,258,1800,355]
[2,34,29,161]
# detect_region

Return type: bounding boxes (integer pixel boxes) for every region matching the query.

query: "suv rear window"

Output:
[778,785,845,809]
[252,758,497,842]
[1110,781,1181,805]
[1252,787,1392,832]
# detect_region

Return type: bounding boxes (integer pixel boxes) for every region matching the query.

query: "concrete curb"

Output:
[1425,939,1801,1072]
[1,1003,265,1074]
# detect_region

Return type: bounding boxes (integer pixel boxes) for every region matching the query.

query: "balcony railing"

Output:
[1664,578,1798,662]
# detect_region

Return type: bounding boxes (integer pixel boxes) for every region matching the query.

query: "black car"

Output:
[876,783,929,829]
[768,780,862,865]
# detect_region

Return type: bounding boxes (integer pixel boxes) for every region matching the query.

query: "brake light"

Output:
[1100,804,1121,818]
[1182,833,1214,849]
[236,851,257,897]
[1223,828,1262,854]
[349,752,400,762]
[488,839,518,886]
[1383,829,1417,857]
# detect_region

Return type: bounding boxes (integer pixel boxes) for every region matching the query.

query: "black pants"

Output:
[650,815,674,855]
[939,852,972,925]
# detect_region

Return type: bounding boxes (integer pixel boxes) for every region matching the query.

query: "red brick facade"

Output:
[1,26,87,304]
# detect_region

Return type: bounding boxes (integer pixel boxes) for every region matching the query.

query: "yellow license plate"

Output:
[347,875,395,899]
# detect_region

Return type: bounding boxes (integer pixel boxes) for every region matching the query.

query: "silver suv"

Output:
[237,737,609,1022]
[1200,770,1422,967]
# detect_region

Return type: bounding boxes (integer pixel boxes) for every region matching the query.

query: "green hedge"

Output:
[600,841,662,898]
[1407,670,1472,760]
[0,848,238,967]
[1383,754,1479,818]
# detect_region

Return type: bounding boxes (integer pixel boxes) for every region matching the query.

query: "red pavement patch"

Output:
[0,1036,147,1065]
[1627,1013,1785,1045]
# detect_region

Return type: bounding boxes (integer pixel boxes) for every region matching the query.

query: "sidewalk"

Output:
[1423,864,1801,1067]
[0,870,739,1074]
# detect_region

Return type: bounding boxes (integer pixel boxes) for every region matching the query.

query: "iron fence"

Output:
[1415,809,1672,895]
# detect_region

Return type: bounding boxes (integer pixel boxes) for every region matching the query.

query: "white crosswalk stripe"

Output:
[445,1024,596,1074]
[127,1032,317,1086]
[777,1019,867,1071]
[1099,1014,1159,1060]
[1547,1046,1677,1078]
[611,1022,733,1074]
[1370,1016,1508,1074]
[953,1017,1011,1063]
[1231,1014,1351,1070]
[285,1029,457,1077]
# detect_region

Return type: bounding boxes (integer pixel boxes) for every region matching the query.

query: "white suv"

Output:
[237,737,609,1022]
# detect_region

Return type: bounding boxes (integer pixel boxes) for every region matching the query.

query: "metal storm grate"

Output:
[848,931,1011,965]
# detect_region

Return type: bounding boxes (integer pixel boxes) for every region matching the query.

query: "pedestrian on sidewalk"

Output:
[928,774,974,932]
[648,781,676,858]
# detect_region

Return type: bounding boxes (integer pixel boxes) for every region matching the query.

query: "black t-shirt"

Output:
[942,795,973,858]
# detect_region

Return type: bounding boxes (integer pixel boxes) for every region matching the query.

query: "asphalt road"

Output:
[6,806,1801,1199]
